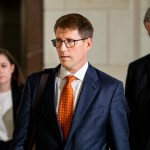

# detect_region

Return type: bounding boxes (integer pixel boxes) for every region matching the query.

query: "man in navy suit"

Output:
[125,7,150,150]
[10,13,130,150]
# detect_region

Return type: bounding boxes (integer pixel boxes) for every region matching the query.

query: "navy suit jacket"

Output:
[11,64,130,150]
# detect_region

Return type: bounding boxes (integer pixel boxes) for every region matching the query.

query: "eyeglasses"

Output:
[51,38,87,48]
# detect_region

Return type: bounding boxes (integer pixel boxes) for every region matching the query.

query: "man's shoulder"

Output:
[27,66,60,81]
[130,53,150,67]
[29,68,53,77]
[97,68,121,84]
[88,64,121,85]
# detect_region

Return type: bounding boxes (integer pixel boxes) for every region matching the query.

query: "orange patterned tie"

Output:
[58,75,76,141]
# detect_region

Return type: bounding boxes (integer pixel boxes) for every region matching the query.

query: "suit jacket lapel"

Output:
[66,64,100,144]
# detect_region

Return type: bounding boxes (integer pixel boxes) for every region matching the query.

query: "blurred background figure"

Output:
[0,48,24,150]
[144,8,150,36]
[125,7,150,150]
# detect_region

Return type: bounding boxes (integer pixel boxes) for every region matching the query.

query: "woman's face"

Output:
[0,54,14,86]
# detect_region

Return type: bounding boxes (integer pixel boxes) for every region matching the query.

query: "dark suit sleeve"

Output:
[108,82,130,150]
[10,75,39,150]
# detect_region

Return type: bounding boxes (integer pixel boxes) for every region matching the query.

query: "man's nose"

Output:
[59,41,68,50]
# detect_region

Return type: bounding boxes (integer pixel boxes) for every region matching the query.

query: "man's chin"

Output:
[61,63,72,70]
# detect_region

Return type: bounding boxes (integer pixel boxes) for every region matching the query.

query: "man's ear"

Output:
[86,37,92,50]
[145,22,150,35]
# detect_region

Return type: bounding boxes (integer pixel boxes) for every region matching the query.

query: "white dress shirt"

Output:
[55,62,88,113]
[0,90,14,141]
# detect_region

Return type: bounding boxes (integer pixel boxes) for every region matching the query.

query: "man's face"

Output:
[55,27,92,73]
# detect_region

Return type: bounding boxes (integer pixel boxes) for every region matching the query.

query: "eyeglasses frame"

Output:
[51,38,88,48]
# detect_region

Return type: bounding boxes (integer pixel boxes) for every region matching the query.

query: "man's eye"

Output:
[56,39,61,43]
[67,39,74,43]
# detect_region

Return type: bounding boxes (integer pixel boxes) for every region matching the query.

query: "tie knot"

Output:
[66,75,76,82]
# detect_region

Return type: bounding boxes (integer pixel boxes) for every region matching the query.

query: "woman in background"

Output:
[0,48,24,150]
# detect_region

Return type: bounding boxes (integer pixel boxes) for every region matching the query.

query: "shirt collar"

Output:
[58,62,88,81]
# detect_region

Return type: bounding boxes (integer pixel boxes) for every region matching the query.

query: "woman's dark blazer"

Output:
[0,80,22,149]
[11,79,23,124]
[125,54,150,150]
